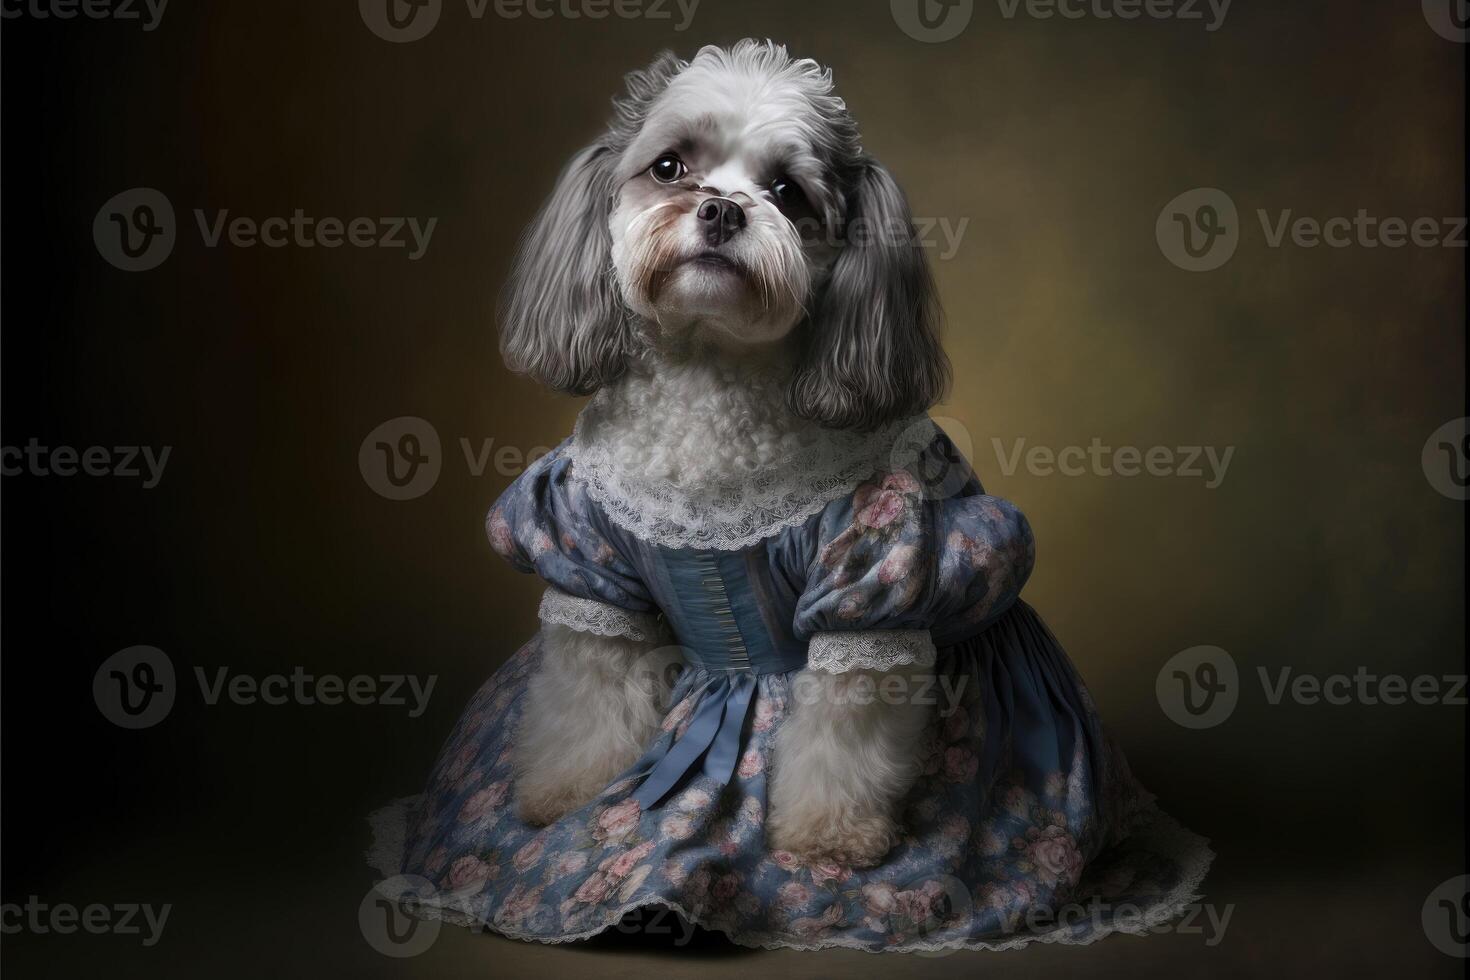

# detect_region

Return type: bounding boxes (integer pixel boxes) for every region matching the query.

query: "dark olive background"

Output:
[0,1,1464,977]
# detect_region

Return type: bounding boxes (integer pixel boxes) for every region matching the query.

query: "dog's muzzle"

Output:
[696,197,746,247]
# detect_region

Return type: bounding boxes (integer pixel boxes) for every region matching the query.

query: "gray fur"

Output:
[498,53,686,394]
[789,159,952,430]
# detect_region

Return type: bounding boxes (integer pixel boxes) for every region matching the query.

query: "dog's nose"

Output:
[696,197,746,246]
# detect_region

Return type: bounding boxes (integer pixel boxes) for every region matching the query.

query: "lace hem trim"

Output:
[364,798,1215,954]
[537,588,664,642]
[564,412,934,551]
[807,630,937,673]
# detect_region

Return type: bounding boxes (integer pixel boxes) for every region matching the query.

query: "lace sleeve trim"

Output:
[537,588,665,642]
[806,630,937,674]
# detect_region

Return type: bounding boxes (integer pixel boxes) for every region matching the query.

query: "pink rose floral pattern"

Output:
[795,458,1035,642]
[369,428,1212,951]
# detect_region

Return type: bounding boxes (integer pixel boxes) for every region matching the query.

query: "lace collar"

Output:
[563,368,931,550]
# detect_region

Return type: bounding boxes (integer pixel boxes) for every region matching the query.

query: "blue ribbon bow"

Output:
[630,673,757,809]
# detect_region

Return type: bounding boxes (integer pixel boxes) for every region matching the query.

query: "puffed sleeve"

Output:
[792,447,1035,673]
[485,441,665,642]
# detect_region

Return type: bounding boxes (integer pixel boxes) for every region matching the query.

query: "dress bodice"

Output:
[640,545,809,675]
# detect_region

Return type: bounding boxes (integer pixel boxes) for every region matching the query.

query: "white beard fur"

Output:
[513,624,675,827]
[767,666,934,866]
[577,347,824,491]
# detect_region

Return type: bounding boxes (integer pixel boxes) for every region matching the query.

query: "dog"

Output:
[499,39,951,868]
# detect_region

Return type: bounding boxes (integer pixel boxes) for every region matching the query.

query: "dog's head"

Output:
[499,40,950,431]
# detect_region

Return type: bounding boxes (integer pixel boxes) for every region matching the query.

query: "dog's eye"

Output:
[650,154,687,183]
[770,175,808,210]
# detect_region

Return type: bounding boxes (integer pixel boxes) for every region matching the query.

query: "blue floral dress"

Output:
[368,421,1212,952]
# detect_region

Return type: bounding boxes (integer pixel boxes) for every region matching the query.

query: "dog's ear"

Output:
[498,144,626,395]
[498,52,685,395]
[790,158,951,430]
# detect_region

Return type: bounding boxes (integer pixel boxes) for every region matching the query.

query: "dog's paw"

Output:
[513,772,600,827]
[767,804,898,869]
